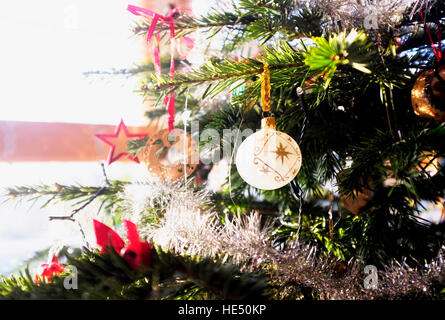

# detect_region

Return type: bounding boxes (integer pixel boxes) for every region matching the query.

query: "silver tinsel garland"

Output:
[118,177,445,299]
[294,0,433,32]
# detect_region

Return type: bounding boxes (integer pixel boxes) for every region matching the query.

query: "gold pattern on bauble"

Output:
[236,119,302,190]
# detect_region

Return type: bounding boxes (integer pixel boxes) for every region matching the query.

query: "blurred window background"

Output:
[0,0,215,275]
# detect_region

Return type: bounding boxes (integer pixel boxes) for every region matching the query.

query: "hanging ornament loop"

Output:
[260,63,271,113]
[260,63,276,129]
[127,5,193,132]
[419,9,443,62]
[296,87,309,145]
[235,63,302,191]
[287,179,304,240]
[283,87,311,240]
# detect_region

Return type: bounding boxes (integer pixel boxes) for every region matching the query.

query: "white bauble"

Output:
[236,125,302,190]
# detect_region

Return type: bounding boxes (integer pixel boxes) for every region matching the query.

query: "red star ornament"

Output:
[95,119,147,165]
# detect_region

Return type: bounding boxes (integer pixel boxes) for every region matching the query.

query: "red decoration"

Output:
[34,256,65,284]
[94,219,125,254]
[177,36,195,60]
[93,219,152,271]
[305,71,328,87]
[420,10,442,61]
[95,119,147,165]
[122,220,152,271]
[127,5,194,132]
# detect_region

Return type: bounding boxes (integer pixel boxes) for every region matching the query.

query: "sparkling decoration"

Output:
[418,151,441,176]
[299,0,421,32]
[411,65,445,122]
[119,177,445,299]
[236,117,302,190]
[235,64,302,190]
[431,64,445,105]
[340,188,373,215]
[140,128,198,181]
[95,119,147,165]
[127,5,195,132]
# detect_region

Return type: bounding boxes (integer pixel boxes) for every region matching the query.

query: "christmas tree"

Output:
[1,0,445,300]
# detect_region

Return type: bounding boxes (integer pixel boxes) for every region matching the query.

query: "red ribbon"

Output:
[420,10,443,61]
[94,219,152,271]
[127,5,193,132]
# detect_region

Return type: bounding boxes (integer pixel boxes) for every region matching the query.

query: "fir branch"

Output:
[3,177,127,216]
[143,41,306,100]
[127,136,149,158]
[3,184,118,206]
[0,248,270,300]
[132,0,302,42]
[133,11,244,37]
[155,250,271,300]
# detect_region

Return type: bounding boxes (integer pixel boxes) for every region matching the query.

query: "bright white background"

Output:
[0,0,214,275]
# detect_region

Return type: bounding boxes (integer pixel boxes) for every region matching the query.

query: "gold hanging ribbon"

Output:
[260,63,276,129]
[260,63,271,113]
